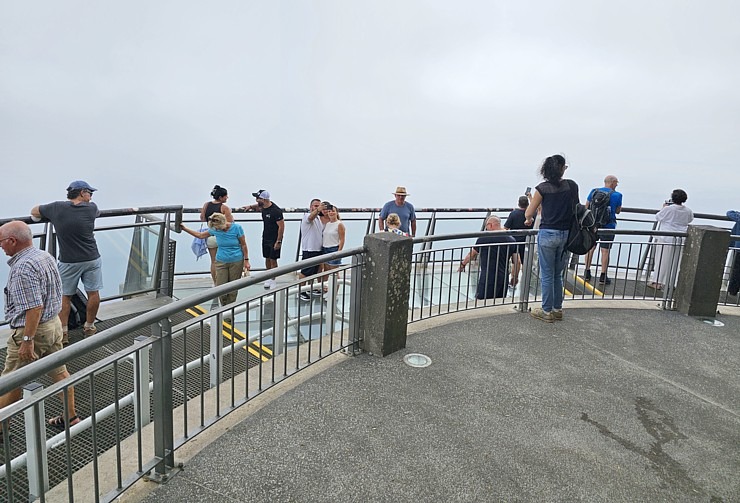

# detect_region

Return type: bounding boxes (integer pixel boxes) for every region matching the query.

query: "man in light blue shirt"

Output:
[378,186,416,236]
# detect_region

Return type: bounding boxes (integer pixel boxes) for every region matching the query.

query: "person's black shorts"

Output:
[262,241,282,260]
[597,232,615,250]
[300,250,324,276]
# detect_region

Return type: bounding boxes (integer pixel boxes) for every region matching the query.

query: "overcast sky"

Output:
[1,0,739,218]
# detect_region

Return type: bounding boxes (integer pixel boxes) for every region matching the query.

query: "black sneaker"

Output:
[311,289,324,297]
[584,270,592,281]
[598,274,611,285]
[299,292,311,302]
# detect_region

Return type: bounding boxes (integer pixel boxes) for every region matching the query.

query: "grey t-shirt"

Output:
[39,201,100,263]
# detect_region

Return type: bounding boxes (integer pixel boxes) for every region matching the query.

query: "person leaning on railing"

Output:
[181,212,250,307]
[726,209,740,297]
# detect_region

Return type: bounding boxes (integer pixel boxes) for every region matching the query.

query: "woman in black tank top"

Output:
[200,185,234,282]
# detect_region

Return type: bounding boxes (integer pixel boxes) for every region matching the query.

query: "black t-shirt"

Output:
[38,201,100,263]
[504,208,527,243]
[473,234,516,299]
[260,203,284,242]
[536,179,575,231]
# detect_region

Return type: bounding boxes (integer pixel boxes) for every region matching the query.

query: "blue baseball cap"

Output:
[67,180,97,192]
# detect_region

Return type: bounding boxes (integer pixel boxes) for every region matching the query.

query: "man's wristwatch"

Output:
[22,335,34,343]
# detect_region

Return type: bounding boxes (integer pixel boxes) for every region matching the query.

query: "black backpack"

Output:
[566,181,597,255]
[589,188,613,228]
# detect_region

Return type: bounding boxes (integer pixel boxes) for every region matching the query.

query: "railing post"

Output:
[158,213,172,297]
[150,318,175,479]
[518,233,536,312]
[347,255,363,354]
[23,382,48,499]
[273,290,287,357]
[133,335,151,429]
[210,314,223,389]
[359,233,413,356]
[675,225,731,317]
[325,274,336,337]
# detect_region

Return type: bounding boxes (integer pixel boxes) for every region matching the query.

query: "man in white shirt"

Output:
[298,198,326,300]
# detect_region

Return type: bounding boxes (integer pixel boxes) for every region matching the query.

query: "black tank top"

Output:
[204,202,223,220]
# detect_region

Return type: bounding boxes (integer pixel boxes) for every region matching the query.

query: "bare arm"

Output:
[18,306,43,361]
[410,219,417,237]
[239,235,251,270]
[524,190,543,225]
[377,216,385,231]
[221,204,234,222]
[181,224,210,239]
[458,248,479,272]
[199,202,208,222]
[274,220,285,249]
[338,223,346,251]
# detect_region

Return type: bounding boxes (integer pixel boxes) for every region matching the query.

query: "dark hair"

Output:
[670,189,688,205]
[322,201,334,210]
[518,196,529,208]
[539,155,566,185]
[211,185,228,199]
[67,189,82,200]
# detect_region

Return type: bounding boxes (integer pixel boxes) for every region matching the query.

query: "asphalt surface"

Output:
[138,304,740,502]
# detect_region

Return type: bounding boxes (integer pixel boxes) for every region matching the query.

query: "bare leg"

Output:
[51,370,77,419]
[600,247,610,276]
[59,296,72,328]
[86,290,100,325]
[584,247,595,274]
[0,388,22,411]
[208,248,217,283]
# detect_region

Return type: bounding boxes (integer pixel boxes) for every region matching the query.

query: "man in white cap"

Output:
[31,180,102,343]
[243,189,285,289]
[378,186,416,237]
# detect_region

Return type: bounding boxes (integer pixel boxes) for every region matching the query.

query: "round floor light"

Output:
[403,353,432,368]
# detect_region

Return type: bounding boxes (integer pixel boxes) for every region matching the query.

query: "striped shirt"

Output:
[4,247,63,328]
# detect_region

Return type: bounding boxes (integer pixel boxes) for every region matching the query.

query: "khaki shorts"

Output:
[2,318,67,377]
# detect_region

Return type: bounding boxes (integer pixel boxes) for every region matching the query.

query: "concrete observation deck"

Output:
[128,301,739,503]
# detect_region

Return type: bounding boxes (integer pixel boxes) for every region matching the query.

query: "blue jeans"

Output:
[537,229,568,312]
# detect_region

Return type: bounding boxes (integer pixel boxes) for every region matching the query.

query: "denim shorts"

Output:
[322,246,342,266]
[58,257,103,295]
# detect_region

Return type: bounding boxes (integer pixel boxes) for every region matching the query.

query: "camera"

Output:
[665,199,673,206]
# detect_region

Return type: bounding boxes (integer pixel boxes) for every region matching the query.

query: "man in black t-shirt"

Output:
[458,216,516,299]
[243,189,284,289]
[504,195,533,287]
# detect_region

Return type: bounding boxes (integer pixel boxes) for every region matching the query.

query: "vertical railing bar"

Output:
[90,374,101,502]
[113,360,123,492]
[61,386,75,502]
[230,308,236,409]
[2,419,12,503]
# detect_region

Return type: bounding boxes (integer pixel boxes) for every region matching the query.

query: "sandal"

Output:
[647,282,663,291]
[48,415,81,429]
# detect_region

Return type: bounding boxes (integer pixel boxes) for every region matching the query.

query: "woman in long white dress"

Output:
[649,189,693,290]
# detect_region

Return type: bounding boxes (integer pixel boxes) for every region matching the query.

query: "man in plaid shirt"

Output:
[0,221,80,429]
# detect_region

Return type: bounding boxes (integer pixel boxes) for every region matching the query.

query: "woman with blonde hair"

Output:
[200,185,234,283]
[182,212,249,306]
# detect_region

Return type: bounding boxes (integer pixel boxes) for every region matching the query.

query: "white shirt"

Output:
[323,221,342,248]
[656,204,694,233]
[300,212,324,252]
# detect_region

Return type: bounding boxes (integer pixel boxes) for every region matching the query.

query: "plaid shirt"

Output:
[4,247,62,328]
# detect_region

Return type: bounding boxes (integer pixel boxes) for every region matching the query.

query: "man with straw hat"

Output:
[378,186,416,237]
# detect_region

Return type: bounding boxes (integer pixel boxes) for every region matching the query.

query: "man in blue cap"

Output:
[31,180,102,344]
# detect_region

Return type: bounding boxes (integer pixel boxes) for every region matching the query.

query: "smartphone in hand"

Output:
[525,186,532,196]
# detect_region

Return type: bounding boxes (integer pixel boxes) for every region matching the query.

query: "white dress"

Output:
[650,204,694,287]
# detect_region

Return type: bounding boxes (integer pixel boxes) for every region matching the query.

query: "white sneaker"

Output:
[267,279,278,289]
[263,280,271,289]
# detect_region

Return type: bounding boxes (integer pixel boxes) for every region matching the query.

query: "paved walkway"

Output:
[133,303,740,502]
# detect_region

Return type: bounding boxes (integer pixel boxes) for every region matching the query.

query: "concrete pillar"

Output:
[360,233,413,356]
[675,225,730,317]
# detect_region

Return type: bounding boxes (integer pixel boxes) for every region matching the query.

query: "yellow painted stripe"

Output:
[185,304,272,361]
[573,273,604,297]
